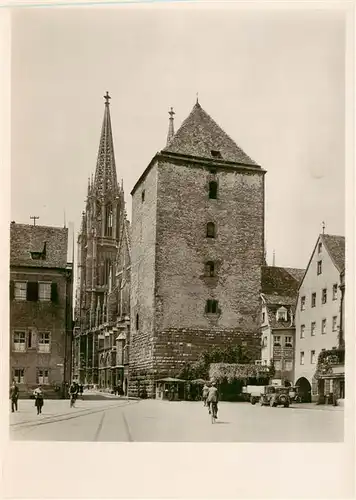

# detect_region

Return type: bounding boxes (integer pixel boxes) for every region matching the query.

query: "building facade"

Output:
[73,93,127,387]
[260,266,304,385]
[10,223,73,397]
[97,215,131,393]
[294,234,345,402]
[129,101,266,396]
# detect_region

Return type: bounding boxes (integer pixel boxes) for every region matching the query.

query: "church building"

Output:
[73,93,129,389]
[129,100,266,396]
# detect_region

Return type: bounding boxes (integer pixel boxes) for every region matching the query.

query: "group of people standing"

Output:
[202,381,219,418]
[9,380,44,415]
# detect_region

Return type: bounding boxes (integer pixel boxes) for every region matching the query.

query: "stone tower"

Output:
[74,93,125,385]
[129,101,266,396]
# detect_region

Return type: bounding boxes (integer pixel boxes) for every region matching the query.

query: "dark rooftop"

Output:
[163,102,259,166]
[10,223,68,269]
[261,266,305,297]
[322,234,345,272]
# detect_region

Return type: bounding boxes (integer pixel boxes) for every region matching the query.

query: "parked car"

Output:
[260,385,290,408]
[288,386,302,403]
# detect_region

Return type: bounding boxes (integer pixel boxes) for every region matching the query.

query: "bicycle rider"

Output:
[69,381,78,407]
[207,381,219,419]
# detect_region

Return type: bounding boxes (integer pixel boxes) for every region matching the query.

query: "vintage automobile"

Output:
[259,385,290,408]
[288,386,302,403]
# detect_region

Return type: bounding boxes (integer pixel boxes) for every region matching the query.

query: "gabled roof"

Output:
[298,233,345,290]
[261,266,305,297]
[321,234,345,272]
[163,101,259,166]
[10,223,68,269]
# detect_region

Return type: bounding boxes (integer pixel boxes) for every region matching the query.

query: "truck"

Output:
[242,385,266,404]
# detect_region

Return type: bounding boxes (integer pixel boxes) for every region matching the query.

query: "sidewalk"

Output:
[291,402,344,411]
[9,398,125,427]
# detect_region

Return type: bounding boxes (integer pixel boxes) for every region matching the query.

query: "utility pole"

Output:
[30,216,39,226]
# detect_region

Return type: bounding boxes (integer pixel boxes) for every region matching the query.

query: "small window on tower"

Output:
[141,190,145,203]
[206,222,216,238]
[136,313,139,330]
[211,150,222,159]
[208,181,218,199]
[205,261,215,277]
[206,299,219,314]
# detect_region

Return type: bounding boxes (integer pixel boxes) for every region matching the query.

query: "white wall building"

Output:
[294,234,345,402]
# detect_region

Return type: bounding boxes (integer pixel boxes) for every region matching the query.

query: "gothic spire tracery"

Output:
[93,92,118,198]
[166,107,175,146]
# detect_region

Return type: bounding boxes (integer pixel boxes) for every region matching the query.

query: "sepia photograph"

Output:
[1,2,355,498]
[7,3,348,445]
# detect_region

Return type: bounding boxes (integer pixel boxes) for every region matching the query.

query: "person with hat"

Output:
[10,381,19,413]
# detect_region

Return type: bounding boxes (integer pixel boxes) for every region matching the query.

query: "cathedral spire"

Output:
[166,107,175,146]
[93,92,118,197]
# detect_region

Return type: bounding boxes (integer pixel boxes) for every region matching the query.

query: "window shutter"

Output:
[27,282,38,301]
[10,280,14,300]
[51,282,58,303]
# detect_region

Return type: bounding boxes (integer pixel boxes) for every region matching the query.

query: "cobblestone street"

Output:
[10,396,344,442]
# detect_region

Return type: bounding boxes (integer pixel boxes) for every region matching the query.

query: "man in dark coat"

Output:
[10,381,19,412]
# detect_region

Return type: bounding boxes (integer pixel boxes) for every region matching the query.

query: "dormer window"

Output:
[318,242,322,254]
[30,242,46,261]
[211,150,222,159]
[276,307,287,322]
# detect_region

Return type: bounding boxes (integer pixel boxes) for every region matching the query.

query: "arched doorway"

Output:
[295,377,312,403]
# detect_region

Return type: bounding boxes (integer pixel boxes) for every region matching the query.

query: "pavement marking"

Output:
[122,411,133,442]
[10,400,141,431]
[94,411,106,441]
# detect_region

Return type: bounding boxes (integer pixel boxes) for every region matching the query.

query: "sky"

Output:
[10,5,346,269]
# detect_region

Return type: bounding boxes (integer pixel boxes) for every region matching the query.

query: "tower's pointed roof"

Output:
[93,92,118,198]
[163,101,258,166]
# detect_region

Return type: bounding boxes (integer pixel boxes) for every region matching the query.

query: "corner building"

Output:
[10,223,73,397]
[129,101,266,396]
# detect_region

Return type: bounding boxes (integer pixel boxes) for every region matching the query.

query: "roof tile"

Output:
[10,223,68,269]
[321,234,345,272]
[163,102,258,166]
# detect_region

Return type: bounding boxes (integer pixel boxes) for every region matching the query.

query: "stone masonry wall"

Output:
[10,267,71,397]
[153,158,265,379]
[129,163,158,388]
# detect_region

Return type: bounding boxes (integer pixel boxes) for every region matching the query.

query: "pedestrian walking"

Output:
[10,381,19,412]
[33,385,44,415]
[202,383,210,407]
[206,381,219,419]
[79,384,84,400]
